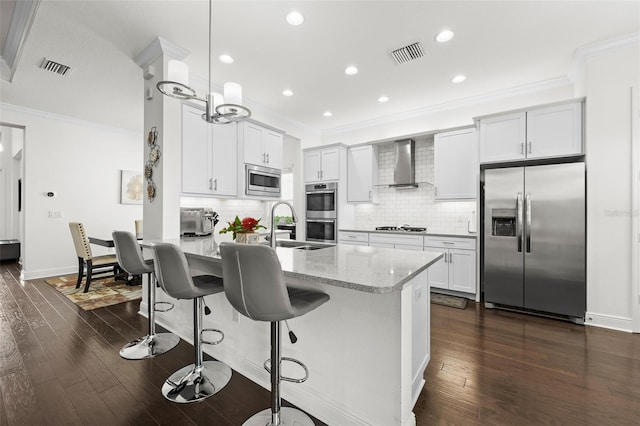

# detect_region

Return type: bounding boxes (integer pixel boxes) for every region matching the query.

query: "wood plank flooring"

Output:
[1,259,639,425]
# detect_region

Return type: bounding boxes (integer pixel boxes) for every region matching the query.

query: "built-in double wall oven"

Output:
[305,182,337,243]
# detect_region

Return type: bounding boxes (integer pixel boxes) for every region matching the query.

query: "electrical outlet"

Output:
[415,287,422,302]
[232,308,239,323]
[48,210,63,218]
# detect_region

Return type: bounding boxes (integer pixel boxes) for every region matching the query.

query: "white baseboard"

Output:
[585,312,633,332]
[22,266,77,281]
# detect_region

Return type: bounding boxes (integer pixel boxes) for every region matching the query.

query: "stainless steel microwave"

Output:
[246,164,281,197]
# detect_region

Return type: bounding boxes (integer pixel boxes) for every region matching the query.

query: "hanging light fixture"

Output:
[156,0,250,124]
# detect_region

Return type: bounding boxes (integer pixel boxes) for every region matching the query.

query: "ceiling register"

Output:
[156,0,250,124]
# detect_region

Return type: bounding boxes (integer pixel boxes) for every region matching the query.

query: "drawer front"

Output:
[339,231,369,244]
[424,236,475,250]
[369,233,424,247]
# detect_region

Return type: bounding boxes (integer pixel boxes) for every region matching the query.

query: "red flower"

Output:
[241,217,260,231]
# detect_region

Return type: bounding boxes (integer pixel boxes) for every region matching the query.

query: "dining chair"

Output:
[68,222,120,293]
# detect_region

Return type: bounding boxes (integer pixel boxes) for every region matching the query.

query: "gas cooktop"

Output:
[375,226,427,232]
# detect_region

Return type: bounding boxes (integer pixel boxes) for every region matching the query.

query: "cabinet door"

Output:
[348,145,376,202]
[182,105,212,194]
[243,122,265,166]
[434,128,477,199]
[526,102,582,159]
[369,242,394,249]
[263,130,283,169]
[479,112,526,163]
[304,150,322,182]
[395,244,423,251]
[425,251,448,290]
[211,122,237,196]
[320,148,340,180]
[448,249,476,293]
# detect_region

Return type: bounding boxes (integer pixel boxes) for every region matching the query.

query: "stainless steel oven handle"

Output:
[516,193,523,253]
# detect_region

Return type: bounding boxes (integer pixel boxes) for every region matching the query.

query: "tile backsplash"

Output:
[352,139,477,235]
[180,197,268,230]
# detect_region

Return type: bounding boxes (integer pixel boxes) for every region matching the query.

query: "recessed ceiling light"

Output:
[345,66,358,75]
[282,89,293,97]
[323,111,333,117]
[451,74,466,83]
[286,11,304,26]
[435,29,454,43]
[219,54,234,64]
[378,96,389,103]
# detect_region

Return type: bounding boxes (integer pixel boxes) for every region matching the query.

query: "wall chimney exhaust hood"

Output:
[391,139,418,188]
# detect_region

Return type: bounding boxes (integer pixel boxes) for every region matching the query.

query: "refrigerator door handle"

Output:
[525,193,532,253]
[517,193,523,253]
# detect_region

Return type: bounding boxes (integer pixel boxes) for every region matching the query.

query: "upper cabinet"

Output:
[182,104,237,197]
[347,145,378,203]
[241,121,283,170]
[478,100,583,164]
[304,146,343,182]
[434,128,477,199]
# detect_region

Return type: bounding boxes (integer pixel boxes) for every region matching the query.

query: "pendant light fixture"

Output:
[156,0,250,124]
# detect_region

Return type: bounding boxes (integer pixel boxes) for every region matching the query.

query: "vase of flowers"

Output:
[219,216,266,244]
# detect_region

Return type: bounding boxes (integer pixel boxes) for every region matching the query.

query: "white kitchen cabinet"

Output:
[434,128,477,199]
[347,145,378,203]
[241,121,283,169]
[424,236,476,294]
[182,104,237,196]
[369,233,424,251]
[304,146,342,182]
[478,101,583,164]
[338,231,369,246]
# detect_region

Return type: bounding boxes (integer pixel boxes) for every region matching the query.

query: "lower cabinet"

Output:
[424,236,476,294]
[338,231,369,246]
[369,233,424,251]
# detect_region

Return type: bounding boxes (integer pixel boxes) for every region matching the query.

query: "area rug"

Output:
[44,275,141,311]
[431,293,468,309]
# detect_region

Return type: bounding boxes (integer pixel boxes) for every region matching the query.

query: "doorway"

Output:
[0,123,25,264]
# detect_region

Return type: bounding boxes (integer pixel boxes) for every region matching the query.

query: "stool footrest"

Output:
[201,328,224,345]
[154,301,174,312]
[263,357,309,383]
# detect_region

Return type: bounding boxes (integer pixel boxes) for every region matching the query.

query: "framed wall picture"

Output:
[120,170,143,205]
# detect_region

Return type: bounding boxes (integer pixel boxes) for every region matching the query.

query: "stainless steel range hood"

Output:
[391,139,418,188]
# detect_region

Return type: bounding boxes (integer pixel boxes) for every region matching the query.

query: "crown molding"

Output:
[0,102,140,136]
[322,76,571,138]
[0,0,41,82]
[569,32,640,82]
[134,36,190,69]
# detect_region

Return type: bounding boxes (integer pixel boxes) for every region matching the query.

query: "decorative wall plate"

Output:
[147,126,158,146]
[147,181,156,202]
[144,162,153,179]
[149,146,161,165]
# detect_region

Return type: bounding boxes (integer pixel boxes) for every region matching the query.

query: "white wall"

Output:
[583,43,639,331]
[0,104,144,279]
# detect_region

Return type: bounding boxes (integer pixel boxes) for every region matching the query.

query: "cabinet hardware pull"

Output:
[444,252,448,263]
[369,190,372,199]
[443,242,454,245]
[449,253,453,263]
[317,170,320,179]
[520,142,524,155]
[527,141,532,154]
[209,178,213,191]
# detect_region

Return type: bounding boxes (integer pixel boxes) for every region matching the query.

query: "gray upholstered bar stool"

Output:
[112,231,179,360]
[219,243,330,426]
[150,242,232,403]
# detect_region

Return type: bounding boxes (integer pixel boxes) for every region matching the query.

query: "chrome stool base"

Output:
[162,361,232,404]
[242,407,314,426]
[119,333,180,360]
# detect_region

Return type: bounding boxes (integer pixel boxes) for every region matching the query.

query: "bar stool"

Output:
[150,242,232,403]
[112,231,179,360]
[219,243,329,426]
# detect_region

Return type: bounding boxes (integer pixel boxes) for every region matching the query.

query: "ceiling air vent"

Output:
[40,58,71,76]
[389,42,424,65]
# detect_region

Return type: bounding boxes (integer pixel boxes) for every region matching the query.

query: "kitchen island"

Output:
[140,235,442,426]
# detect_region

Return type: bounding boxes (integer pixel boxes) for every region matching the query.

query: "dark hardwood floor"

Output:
[1,259,639,425]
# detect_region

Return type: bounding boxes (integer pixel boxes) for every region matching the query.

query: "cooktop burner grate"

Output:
[375,226,426,232]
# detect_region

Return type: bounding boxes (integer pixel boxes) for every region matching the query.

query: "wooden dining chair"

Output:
[68,222,120,293]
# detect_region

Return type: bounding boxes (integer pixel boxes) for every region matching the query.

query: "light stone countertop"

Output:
[143,234,443,294]
[340,228,477,239]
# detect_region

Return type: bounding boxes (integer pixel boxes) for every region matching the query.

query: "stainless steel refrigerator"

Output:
[482,162,586,319]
